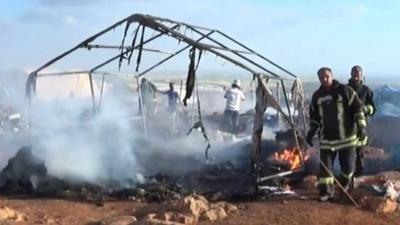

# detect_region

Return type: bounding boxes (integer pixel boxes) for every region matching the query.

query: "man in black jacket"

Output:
[348,65,376,176]
[306,67,367,202]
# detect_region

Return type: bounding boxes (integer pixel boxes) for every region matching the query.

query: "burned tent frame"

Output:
[24,13,303,166]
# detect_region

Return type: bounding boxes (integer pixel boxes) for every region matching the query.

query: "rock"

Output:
[360,196,398,213]
[209,202,238,213]
[199,201,237,222]
[134,195,238,225]
[148,212,195,225]
[200,207,227,221]
[137,213,190,225]
[0,206,27,222]
[163,212,195,224]
[178,194,209,219]
[96,215,137,225]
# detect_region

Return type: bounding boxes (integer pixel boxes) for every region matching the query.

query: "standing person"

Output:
[157,82,179,132]
[224,79,245,134]
[157,82,179,114]
[306,67,367,202]
[347,65,376,176]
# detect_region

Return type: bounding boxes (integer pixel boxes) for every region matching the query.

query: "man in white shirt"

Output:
[224,79,245,133]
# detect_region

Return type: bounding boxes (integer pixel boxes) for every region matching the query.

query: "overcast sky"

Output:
[1,0,400,79]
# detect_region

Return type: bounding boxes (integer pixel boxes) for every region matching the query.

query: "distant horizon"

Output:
[2,68,400,88]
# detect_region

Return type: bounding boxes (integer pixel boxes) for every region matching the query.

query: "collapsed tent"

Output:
[24,13,305,165]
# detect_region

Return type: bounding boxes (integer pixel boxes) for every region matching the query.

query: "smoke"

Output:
[0,69,30,168]
[0,69,26,110]
[28,80,139,184]
[0,71,279,187]
[0,69,341,187]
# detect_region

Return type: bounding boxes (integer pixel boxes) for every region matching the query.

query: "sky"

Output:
[1,0,400,80]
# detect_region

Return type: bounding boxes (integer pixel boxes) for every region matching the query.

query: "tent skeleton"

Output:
[24,13,306,167]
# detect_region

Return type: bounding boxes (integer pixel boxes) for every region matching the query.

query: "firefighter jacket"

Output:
[348,79,376,116]
[309,80,366,151]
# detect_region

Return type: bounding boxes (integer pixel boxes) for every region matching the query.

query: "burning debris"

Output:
[273,147,304,170]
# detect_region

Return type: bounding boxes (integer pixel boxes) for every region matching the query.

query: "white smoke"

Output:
[0,70,279,186]
[28,81,139,184]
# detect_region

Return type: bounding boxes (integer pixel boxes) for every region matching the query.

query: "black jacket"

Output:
[348,79,376,116]
[309,80,366,151]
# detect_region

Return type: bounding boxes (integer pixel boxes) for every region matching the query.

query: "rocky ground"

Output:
[0,194,399,225]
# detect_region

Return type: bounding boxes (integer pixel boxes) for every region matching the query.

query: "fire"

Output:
[274,148,308,170]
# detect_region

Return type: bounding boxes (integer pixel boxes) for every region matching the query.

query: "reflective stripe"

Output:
[319,177,334,184]
[337,95,345,139]
[341,172,354,180]
[366,105,374,115]
[358,119,367,128]
[355,112,365,120]
[348,91,356,106]
[317,96,333,140]
[356,112,366,128]
[318,104,325,140]
[320,134,357,145]
[320,139,358,151]
[357,136,368,146]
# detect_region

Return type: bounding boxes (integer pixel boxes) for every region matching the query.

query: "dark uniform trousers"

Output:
[355,146,364,177]
[319,147,356,196]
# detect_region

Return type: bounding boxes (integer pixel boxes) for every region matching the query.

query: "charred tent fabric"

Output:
[24,13,301,161]
[183,47,197,106]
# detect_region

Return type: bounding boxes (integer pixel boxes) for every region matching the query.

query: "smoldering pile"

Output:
[0,144,257,203]
[0,131,314,203]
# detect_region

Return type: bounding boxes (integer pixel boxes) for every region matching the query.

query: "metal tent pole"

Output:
[136,77,148,139]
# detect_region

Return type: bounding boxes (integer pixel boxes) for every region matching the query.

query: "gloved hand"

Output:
[357,127,367,142]
[363,105,373,116]
[306,123,318,147]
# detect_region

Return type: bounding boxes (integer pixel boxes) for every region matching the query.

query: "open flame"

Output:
[274,148,309,170]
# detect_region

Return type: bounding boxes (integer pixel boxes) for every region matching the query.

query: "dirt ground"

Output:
[1,196,399,225]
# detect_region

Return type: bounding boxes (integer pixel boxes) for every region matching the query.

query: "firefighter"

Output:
[306,67,367,202]
[347,65,376,176]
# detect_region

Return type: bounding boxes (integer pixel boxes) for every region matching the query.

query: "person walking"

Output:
[347,65,376,176]
[306,67,367,202]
